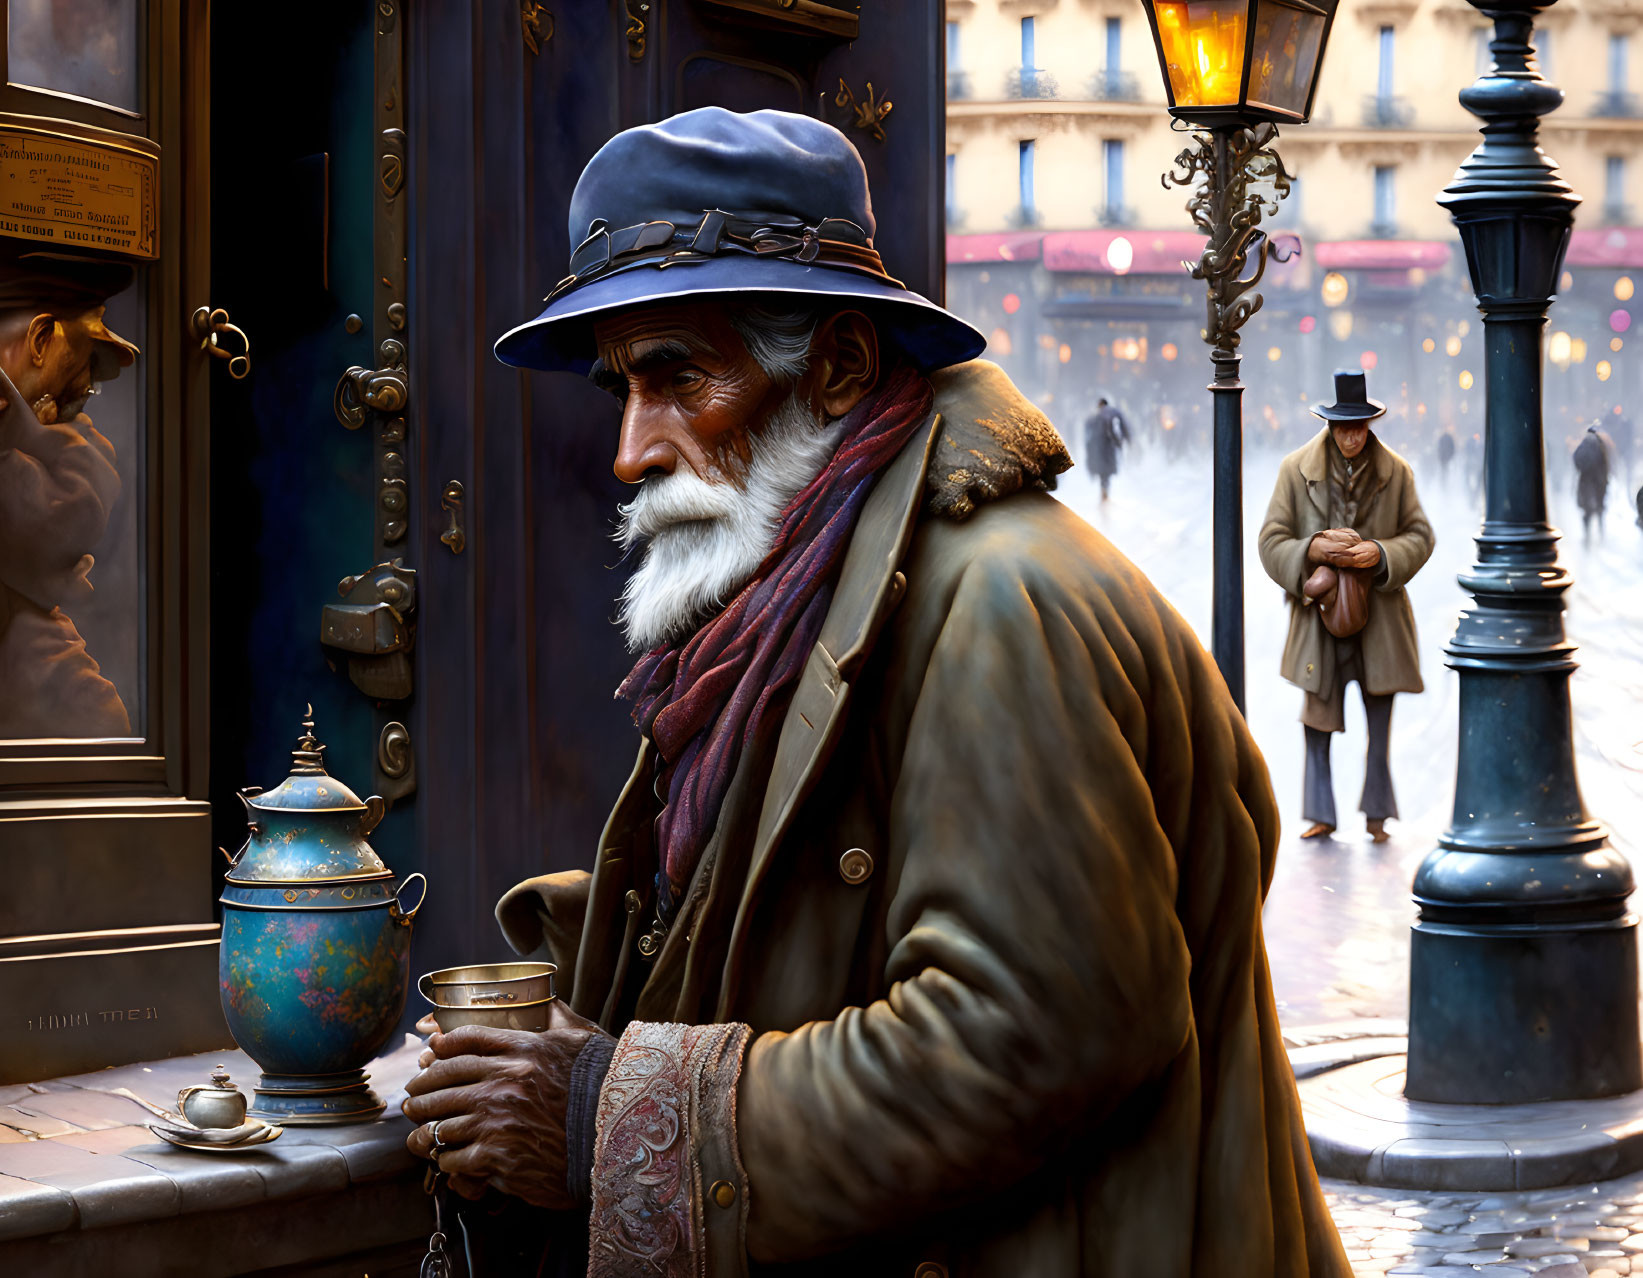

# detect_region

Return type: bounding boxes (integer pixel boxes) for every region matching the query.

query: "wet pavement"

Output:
[1056,439,1643,1276]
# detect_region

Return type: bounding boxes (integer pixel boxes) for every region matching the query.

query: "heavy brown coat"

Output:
[501,362,1350,1277]
[1258,428,1435,698]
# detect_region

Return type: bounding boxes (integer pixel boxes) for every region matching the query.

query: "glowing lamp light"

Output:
[1459,370,1474,390]
[1002,293,1022,315]
[1267,345,1282,361]
[1360,350,1378,371]
[1549,331,1573,366]
[1597,360,1613,382]
[1162,342,1180,360]
[1612,337,1624,352]
[1445,335,1463,357]
[1328,309,1353,341]
[1321,272,1348,307]
[1058,343,1073,363]
[1299,314,1316,334]
[1106,236,1135,274]
[1422,338,1436,353]
[1617,276,1635,302]
[1611,309,1631,334]
[1141,0,1340,127]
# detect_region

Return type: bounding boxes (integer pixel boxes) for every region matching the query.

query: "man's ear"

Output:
[25,314,57,368]
[808,310,879,418]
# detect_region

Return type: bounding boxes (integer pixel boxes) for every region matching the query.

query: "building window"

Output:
[1611,33,1629,93]
[1373,165,1397,235]
[946,151,959,227]
[1105,16,1122,72]
[946,20,969,98]
[1606,155,1628,223]
[1022,15,1036,71]
[1377,26,1395,100]
[1102,138,1125,224]
[1017,139,1037,226]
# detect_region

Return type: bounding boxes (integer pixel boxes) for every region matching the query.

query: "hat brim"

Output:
[1311,399,1386,422]
[493,256,986,375]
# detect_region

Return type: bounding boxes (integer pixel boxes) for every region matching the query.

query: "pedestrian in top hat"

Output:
[1258,370,1435,844]
[401,107,1348,1278]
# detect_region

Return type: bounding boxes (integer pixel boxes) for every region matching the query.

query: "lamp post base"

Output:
[1406,917,1642,1104]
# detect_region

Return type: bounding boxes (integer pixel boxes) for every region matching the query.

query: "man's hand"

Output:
[1337,539,1382,569]
[1307,527,1361,565]
[402,1001,609,1208]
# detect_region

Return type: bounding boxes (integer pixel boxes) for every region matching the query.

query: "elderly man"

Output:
[402,108,1348,1277]
[0,248,137,738]
[1258,371,1434,844]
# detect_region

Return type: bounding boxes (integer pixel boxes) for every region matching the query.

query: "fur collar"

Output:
[924,360,1072,521]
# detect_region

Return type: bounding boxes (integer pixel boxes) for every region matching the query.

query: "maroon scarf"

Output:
[618,364,934,913]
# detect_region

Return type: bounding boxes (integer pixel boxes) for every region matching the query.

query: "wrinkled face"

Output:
[593,302,793,491]
[1331,421,1370,459]
[592,301,843,653]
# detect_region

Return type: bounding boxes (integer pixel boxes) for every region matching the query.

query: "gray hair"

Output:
[726,302,820,384]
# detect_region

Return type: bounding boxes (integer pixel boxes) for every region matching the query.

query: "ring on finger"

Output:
[427,1119,450,1167]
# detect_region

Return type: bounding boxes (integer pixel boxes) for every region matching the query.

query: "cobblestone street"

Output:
[1054,436,1643,1274]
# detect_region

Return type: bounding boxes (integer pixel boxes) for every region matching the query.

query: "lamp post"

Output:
[1139,0,1340,713]
[1404,0,1642,1104]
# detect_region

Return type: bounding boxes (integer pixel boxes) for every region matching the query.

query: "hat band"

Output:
[546,209,903,304]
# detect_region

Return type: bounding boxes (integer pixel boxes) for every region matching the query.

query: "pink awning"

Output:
[944,232,1044,263]
[1041,229,1207,274]
[1566,227,1643,268]
[1312,240,1451,270]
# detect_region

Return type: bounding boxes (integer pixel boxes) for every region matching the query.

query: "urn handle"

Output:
[361,794,387,838]
[390,872,428,927]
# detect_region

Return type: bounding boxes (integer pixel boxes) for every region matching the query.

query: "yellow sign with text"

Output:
[0,124,158,260]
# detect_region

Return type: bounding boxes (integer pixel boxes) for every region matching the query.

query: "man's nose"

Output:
[613,400,680,485]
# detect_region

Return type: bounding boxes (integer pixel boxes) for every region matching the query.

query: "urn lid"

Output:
[250,708,370,812]
[227,708,391,885]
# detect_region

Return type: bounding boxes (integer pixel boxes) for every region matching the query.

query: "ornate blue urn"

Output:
[219,709,427,1123]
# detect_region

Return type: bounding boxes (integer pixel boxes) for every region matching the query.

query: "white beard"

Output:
[615,390,845,652]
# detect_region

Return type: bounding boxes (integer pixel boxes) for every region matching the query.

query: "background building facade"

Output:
[945,0,1643,483]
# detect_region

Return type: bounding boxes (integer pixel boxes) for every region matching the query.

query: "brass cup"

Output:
[418,961,556,1032]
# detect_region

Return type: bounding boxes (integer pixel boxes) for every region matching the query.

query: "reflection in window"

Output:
[7,0,140,113]
[0,249,144,739]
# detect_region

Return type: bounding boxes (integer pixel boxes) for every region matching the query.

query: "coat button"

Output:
[1306,662,1314,674]
[914,1264,948,1278]
[709,1179,736,1208]
[887,570,907,605]
[838,848,874,885]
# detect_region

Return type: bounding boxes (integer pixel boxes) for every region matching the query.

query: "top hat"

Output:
[0,245,139,367]
[1310,370,1386,423]
[494,107,985,375]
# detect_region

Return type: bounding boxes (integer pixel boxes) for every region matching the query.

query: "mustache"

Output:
[615,468,740,550]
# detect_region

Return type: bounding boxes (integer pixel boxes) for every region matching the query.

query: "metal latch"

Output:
[320,560,416,701]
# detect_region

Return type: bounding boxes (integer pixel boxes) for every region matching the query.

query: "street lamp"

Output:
[1140,0,1339,712]
[1404,0,1641,1105]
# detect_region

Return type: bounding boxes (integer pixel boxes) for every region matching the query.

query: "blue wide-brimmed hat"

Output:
[494,107,985,375]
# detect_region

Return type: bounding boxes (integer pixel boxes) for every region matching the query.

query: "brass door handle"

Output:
[334,338,409,428]
[190,305,251,379]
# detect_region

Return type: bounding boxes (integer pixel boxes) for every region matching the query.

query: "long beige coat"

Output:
[500,362,1350,1278]
[1257,428,1434,698]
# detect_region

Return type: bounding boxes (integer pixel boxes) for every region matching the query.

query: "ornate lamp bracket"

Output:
[1162,120,1298,354]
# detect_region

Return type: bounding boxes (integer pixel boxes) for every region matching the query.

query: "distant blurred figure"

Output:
[1635,481,1642,530]
[1436,429,1456,487]
[1573,423,1611,544]
[1083,395,1130,500]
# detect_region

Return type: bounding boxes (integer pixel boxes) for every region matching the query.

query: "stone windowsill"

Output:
[0,1035,430,1268]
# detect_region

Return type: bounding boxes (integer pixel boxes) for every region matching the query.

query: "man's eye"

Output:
[671,369,705,390]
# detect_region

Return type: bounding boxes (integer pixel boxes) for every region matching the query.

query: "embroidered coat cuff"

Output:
[587,1020,752,1278]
